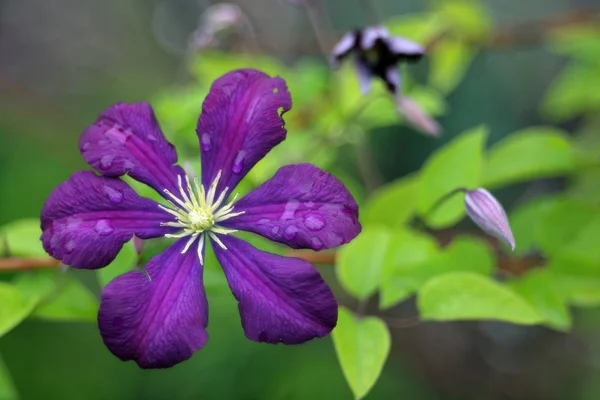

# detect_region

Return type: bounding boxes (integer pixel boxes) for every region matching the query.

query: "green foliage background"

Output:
[1,0,600,399]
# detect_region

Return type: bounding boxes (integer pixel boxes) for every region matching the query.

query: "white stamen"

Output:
[158,170,242,262]
[181,232,200,254]
[209,231,227,250]
[197,234,205,264]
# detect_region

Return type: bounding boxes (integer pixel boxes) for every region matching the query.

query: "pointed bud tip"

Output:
[464,188,516,252]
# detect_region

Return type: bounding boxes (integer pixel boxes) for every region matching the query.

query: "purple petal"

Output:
[80,102,186,196]
[98,238,208,369]
[41,171,175,269]
[331,31,358,68]
[197,69,292,195]
[384,66,401,94]
[464,188,516,251]
[354,58,373,95]
[223,164,361,250]
[212,234,337,344]
[387,36,425,60]
[360,26,389,50]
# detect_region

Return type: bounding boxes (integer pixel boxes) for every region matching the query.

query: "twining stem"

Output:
[0,257,61,271]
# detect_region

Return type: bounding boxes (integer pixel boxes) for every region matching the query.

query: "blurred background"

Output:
[1,0,600,399]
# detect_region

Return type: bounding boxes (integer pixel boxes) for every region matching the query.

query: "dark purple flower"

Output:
[331,26,425,95]
[40,69,361,369]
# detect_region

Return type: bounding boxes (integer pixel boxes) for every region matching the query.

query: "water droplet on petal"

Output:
[304,213,325,231]
[105,125,130,144]
[147,134,158,142]
[310,237,324,251]
[94,220,114,236]
[123,159,135,172]
[258,218,270,225]
[81,142,91,151]
[271,226,280,236]
[328,232,343,246]
[304,201,315,209]
[281,199,299,220]
[283,225,298,240]
[200,134,213,152]
[100,155,114,170]
[232,150,246,174]
[64,240,76,254]
[104,186,123,204]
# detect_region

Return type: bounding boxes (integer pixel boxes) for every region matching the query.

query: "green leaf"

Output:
[386,13,445,43]
[434,0,492,40]
[336,228,393,300]
[332,307,391,400]
[536,198,595,257]
[97,241,138,288]
[0,219,45,257]
[541,63,600,121]
[380,235,493,309]
[417,125,487,228]
[407,86,447,117]
[0,355,18,400]
[32,278,98,322]
[418,272,542,324]
[13,271,59,303]
[0,282,36,338]
[482,127,577,188]
[509,195,563,253]
[507,270,571,331]
[428,37,474,94]
[379,230,439,307]
[361,174,419,228]
[556,214,600,267]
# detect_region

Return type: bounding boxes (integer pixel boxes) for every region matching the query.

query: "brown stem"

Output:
[0,257,61,271]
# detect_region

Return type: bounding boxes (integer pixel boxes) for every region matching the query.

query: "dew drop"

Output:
[64,240,76,254]
[123,159,135,172]
[81,142,91,151]
[328,232,343,246]
[258,218,270,225]
[147,134,158,142]
[100,154,114,170]
[281,199,299,220]
[105,125,130,144]
[304,214,325,231]
[310,237,324,251]
[200,133,213,152]
[104,186,123,204]
[283,225,298,240]
[271,226,281,236]
[304,201,315,208]
[94,220,114,236]
[232,150,246,174]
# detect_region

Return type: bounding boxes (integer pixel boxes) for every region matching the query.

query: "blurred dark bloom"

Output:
[331,26,425,95]
[40,69,361,368]
[464,188,516,251]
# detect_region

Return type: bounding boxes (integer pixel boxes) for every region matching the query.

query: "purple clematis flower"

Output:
[40,69,361,369]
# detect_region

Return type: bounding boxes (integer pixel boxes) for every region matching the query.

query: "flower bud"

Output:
[396,96,441,137]
[464,188,516,251]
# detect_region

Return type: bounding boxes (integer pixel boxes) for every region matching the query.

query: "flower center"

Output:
[188,208,214,231]
[158,170,244,263]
